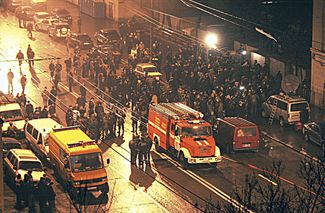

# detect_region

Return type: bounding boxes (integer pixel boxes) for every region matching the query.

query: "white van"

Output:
[25,118,62,161]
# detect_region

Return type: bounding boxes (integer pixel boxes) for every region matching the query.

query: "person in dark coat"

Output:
[49,61,55,81]
[49,86,57,106]
[37,177,47,212]
[25,101,34,119]
[46,181,56,213]
[129,135,139,165]
[15,174,23,210]
[143,132,153,165]
[138,134,148,168]
[40,106,49,118]
[68,71,74,92]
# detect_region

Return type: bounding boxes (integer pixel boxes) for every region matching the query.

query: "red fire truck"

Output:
[148,102,222,168]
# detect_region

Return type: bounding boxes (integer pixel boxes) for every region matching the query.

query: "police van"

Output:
[25,118,62,161]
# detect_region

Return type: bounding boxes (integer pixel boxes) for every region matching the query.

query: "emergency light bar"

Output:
[67,140,96,148]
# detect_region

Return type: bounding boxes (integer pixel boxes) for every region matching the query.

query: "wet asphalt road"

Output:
[1,1,325,212]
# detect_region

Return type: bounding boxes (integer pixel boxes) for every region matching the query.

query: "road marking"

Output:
[156,152,253,212]
[258,174,278,186]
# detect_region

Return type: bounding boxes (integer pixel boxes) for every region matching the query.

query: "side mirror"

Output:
[106,159,110,165]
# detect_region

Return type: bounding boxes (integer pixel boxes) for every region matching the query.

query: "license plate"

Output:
[88,187,97,191]
[242,143,251,147]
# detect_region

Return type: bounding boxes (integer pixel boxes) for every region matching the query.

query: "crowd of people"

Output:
[15,169,56,212]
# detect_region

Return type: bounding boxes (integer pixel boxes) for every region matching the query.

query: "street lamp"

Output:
[205,32,218,63]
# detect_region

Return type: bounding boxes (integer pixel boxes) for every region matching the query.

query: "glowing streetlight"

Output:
[205,33,218,63]
[205,33,218,49]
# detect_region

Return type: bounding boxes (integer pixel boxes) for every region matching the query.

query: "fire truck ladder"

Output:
[268,99,278,126]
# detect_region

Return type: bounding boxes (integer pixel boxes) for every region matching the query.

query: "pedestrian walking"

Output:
[16,50,24,69]
[41,86,49,107]
[26,22,33,39]
[7,69,14,94]
[49,60,55,81]
[20,74,27,94]
[15,174,23,210]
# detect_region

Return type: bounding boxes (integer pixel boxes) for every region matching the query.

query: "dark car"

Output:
[51,8,72,25]
[3,137,22,157]
[67,33,93,49]
[303,121,325,149]
[94,29,122,48]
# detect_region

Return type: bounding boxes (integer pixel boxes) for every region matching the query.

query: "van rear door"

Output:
[234,127,259,151]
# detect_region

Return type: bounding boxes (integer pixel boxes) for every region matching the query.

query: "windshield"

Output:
[144,67,158,73]
[71,152,103,172]
[0,109,23,122]
[181,126,211,137]
[290,102,308,112]
[103,31,120,40]
[19,161,43,171]
[237,127,257,137]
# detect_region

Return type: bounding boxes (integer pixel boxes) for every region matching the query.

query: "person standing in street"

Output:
[49,86,57,106]
[15,174,23,210]
[143,132,152,165]
[139,134,148,168]
[46,181,56,213]
[37,177,47,212]
[20,74,27,94]
[41,86,49,107]
[49,60,55,81]
[129,135,140,166]
[16,50,24,69]
[7,69,14,94]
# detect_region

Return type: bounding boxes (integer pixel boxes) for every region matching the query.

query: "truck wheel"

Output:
[154,137,162,153]
[179,152,188,169]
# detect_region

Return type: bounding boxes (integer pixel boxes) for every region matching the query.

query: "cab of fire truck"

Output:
[171,117,222,168]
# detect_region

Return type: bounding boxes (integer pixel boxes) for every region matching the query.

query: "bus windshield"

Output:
[237,127,257,137]
[181,126,211,137]
[71,152,103,172]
